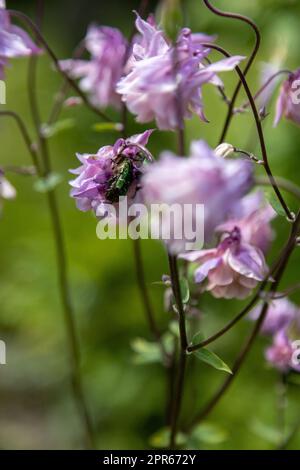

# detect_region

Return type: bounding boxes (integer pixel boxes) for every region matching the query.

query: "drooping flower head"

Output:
[181,225,268,299]
[265,330,300,373]
[117,14,245,130]
[250,297,299,336]
[60,25,128,109]
[0,4,41,78]
[274,69,300,126]
[70,130,153,215]
[216,191,276,254]
[142,140,253,253]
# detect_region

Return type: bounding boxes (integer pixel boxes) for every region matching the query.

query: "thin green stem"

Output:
[26,11,95,448]
[168,254,187,448]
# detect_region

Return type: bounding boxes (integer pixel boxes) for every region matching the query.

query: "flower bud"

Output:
[214,143,235,158]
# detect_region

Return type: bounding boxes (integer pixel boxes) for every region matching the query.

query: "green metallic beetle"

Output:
[105,159,134,203]
[105,149,147,203]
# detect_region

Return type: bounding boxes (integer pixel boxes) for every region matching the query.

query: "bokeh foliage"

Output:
[0,0,300,449]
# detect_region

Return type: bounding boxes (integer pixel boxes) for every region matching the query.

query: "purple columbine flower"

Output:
[216,191,276,254]
[69,130,153,215]
[116,14,245,130]
[265,330,300,373]
[250,297,299,336]
[274,69,300,126]
[142,140,253,253]
[0,4,41,78]
[59,25,128,109]
[181,226,268,299]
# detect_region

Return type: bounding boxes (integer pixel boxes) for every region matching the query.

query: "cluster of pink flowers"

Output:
[250,297,300,372]
[180,191,274,299]
[61,13,244,130]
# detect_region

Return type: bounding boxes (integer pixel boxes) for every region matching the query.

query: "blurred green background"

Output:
[1,0,300,450]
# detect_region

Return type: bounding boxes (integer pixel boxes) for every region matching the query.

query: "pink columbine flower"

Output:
[216,191,276,254]
[69,130,153,215]
[116,14,245,130]
[141,140,253,254]
[265,330,300,372]
[250,297,299,336]
[59,25,128,109]
[274,69,300,126]
[181,226,268,299]
[0,4,41,78]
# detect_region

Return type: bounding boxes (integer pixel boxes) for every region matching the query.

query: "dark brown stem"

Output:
[202,0,261,143]
[236,70,291,114]
[188,210,300,429]
[255,175,300,201]
[200,42,293,221]
[8,9,114,124]
[187,293,260,352]
[132,239,166,354]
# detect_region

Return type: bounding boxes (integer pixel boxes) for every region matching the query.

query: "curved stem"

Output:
[187,293,260,352]
[200,42,292,220]
[8,9,114,124]
[202,0,261,143]
[236,70,291,114]
[0,110,41,173]
[188,210,300,429]
[255,175,300,201]
[187,244,288,353]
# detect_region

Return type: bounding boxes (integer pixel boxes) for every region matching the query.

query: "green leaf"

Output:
[250,420,282,445]
[263,188,286,217]
[189,422,228,446]
[193,348,232,374]
[41,118,75,138]
[92,122,123,132]
[33,173,64,193]
[180,277,190,304]
[131,337,162,365]
[149,427,187,448]
[191,331,205,345]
